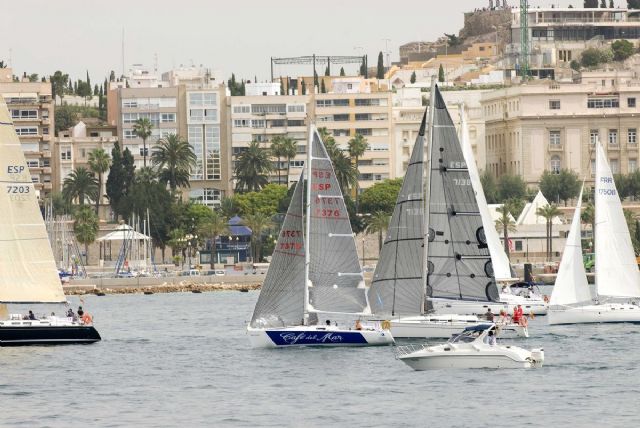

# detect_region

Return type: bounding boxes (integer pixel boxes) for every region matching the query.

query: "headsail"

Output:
[460,106,515,282]
[0,98,66,303]
[426,86,499,302]
[594,142,640,298]
[250,173,306,328]
[550,186,592,306]
[369,111,427,316]
[307,127,369,314]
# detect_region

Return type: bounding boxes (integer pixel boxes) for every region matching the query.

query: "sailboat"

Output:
[548,142,640,324]
[246,126,394,348]
[368,83,526,339]
[0,99,101,345]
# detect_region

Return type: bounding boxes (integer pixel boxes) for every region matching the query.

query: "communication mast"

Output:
[520,0,530,78]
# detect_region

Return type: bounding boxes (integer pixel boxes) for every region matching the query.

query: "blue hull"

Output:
[265,329,369,346]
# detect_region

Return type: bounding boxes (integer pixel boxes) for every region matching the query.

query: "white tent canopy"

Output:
[97,224,151,242]
[516,191,562,226]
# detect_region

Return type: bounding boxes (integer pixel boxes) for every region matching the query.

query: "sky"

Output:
[2,0,581,84]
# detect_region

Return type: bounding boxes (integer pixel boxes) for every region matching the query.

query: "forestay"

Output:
[0,99,66,303]
[250,174,305,328]
[369,111,427,317]
[426,86,499,302]
[594,142,640,298]
[307,129,369,314]
[550,186,592,306]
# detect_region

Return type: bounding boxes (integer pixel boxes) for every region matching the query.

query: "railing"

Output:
[535,17,640,24]
[394,343,429,359]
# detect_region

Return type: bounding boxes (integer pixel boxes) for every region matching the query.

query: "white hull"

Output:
[431,298,547,316]
[389,315,528,339]
[247,324,394,348]
[548,303,640,325]
[399,348,542,370]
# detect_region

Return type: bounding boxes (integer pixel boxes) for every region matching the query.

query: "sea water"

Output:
[1,291,639,427]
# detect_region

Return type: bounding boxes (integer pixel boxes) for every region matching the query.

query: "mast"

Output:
[594,141,600,300]
[303,124,313,325]
[421,77,436,314]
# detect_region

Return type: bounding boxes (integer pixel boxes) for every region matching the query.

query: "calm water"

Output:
[2,291,639,427]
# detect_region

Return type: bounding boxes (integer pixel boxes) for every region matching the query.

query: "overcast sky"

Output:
[2,0,582,84]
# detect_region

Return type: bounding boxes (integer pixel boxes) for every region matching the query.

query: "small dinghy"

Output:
[396,324,544,370]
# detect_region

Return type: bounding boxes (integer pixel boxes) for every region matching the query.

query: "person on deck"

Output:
[484,308,494,322]
[355,319,363,330]
[487,329,497,346]
[512,304,524,325]
[28,310,36,320]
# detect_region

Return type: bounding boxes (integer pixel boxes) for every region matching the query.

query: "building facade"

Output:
[0,68,55,199]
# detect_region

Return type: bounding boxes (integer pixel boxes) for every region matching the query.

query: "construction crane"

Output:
[520,0,530,79]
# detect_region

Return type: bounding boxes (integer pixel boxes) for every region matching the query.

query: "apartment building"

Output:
[482,70,640,185]
[0,68,55,199]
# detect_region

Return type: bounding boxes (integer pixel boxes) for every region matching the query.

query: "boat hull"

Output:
[247,325,394,348]
[399,352,539,370]
[0,324,101,346]
[548,303,640,325]
[389,316,528,339]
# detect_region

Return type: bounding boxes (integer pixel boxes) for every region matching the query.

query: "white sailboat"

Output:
[368,84,526,339]
[247,126,394,348]
[548,142,640,324]
[0,98,101,345]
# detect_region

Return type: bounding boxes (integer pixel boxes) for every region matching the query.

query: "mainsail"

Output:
[307,128,369,314]
[460,106,515,282]
[0,98,66,303]
[250,174,305,328]
[426,86,499,302]
[594,142,640,298]
[550,186,592,306]
[369,112,427,316]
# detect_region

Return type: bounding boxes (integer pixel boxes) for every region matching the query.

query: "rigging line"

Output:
[372,276,422,283]
[383,237,423,244]
[391,204,403,316]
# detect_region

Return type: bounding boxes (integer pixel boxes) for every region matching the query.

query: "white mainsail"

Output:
[595,141,640,298]
[550,186,592,306]
[459,105,514,282]
[0,98,66,303]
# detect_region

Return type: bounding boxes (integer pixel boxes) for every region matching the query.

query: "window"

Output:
[190,109,204,121]
[122,100,138,108]
[630,159,638,173]
[316,99,349,107]
[161,113,176,123]
[233,105,251,114]
[355,98,387,106]
[124,129,137,139]
[189,188,222,207]
[60,146,72,161]
[12,109,38,119]
[251,104,286,114]
[296,144,306,154]
[139,147,149,157]
[610,159,619,174]
[189,93,203,106]
[42,127,49,135]
[369,144,389,151]
[587,98,619,108]
[591,159,596,176]
[333,114,349,121]
[287,120,304,127]
[233,119,249,128]
[590,130,599,145]
[629,98,637,108]
[204,109,217,121]
[355,113,371,121]
[549,130,561,146]
[550,155,561,173]
[289,160,305,168]
[203,93,217,106]
[628,129,637,145]
[609,129,618,146]
[26,160,39,168]
[355,128,372,136]
[515,240,523,251]
[15,127,38,136]
[287,104,305,113]
[549,100,561,110]
[251,119,265,128]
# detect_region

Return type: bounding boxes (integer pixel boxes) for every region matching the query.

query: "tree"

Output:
[270,136,286,185]
[480,170,499,203]
[582,202,595,251]
[54,104,77,134]
[74,206,99,265]
[114,148,137,220]
[87,148,111,215]
[234,141,273,192]
[600,0,607,6]
[242,212,273,262]
[340,67,346,76]
[110,70,116,82]
[324,65,330,76]
[628,0,640,8]
[445,33,462,47]
[410,71,416,84]
[348,133,369,211]
[610,0,615,7]
[376,51,385,79]
[280,137,297,185]
[197,210,229,268]
[612,39,635,61]
[152,133,197,191]
[133,118,153,167]
[301,80,306,95]
[320,79,326,93]
[234,184,289,217]
[62,167,98,206]
[570,60,581,71]
[220,196,239,219]
[366,211,390,251]
[495,204,516,259]
[86,71,91,94]
[438,64,445,83]
[359,57,367,77]
[584,0,598,6]
[50,71,69,103]
[536,204,562,260]
[539,169,581,206]
[359,178,403,215]
[497,174,527,202]
[581,47,613,67]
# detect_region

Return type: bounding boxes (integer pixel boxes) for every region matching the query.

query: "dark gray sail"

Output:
[250,174,306,328]
[307,130,368,314]
[427,86,499,302]
[369,111,427,316]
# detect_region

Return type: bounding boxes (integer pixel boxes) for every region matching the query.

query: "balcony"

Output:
[42,151,52,158]
[43,183,53,190]
[548,144,564,152]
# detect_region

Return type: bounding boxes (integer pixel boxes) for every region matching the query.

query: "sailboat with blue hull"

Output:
[247,126,394,348]
[0,97,100,346]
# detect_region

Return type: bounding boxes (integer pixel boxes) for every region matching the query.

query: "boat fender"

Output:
[543,295,550,303]
[381,320,391,330]
[81,313,93,325]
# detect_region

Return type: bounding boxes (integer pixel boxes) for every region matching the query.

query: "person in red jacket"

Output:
[512,304,524,325]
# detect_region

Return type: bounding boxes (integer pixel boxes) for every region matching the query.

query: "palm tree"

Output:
[135,166,158,184]
[348,133,369,211]
[536,203,561,260]
[62,167,98,206]
[270,136,286,185]
[495,204,517,260]
[133,117,153,167]
[220,196,238,219]
[74,205,99,264]
[198,211,229,268]
[581,202,595,251]
[87,148,111,215]
[281,137,297,185]
[234,141,273,192]
[242,212,273,262]
[151,134,196,191]
[365,211,390,251]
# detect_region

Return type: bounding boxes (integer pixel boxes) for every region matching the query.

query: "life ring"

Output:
[381,320,391,330]
[81,313,93,325]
